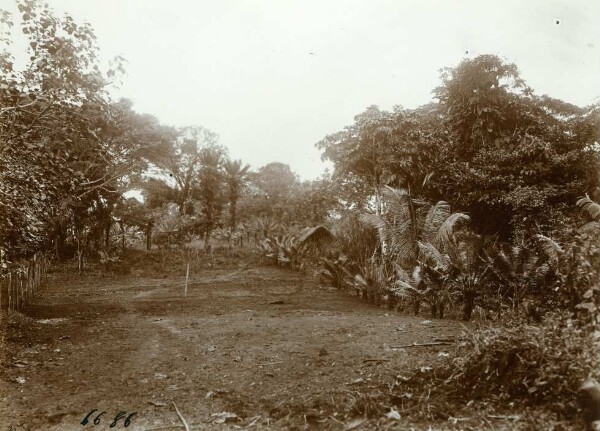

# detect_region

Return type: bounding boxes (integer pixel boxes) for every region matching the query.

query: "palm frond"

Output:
[412,265,422,286]
[417,241,449,269]
[359,213,388,231]
[354,274,369,290]
[536,234,564,261]
[492,249,513,280]
[435,212,470,248]
[381,187,410,214]
[422,201,451,243]
[578,221,600,235]
[576,196,600,222]
[392,280,419,295]
[394,265,411,282]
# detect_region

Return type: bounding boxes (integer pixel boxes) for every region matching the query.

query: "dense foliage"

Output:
[312,46,599,429]
[0,0,334,267]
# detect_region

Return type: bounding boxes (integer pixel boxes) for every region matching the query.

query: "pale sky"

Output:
[3,0,600,179]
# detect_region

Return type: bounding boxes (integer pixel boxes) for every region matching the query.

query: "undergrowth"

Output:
[441,311,600,417]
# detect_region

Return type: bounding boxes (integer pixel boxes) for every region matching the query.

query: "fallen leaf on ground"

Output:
[387,408,401,420]
[211,412,238,424]
[149,400,166,406]
[343,419,365,430]
[245,415,261,427]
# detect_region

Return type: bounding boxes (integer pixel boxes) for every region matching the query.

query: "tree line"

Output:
[0,0,336,268]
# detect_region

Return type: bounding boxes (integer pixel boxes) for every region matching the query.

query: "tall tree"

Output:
[0,0,130,259]
[223,159,250,231]
[316,106,395,215]
[252,162,299,222]
[292,174,340,225]
[434,54,600,240]
[152,125,218,215]
[197,145,226,250]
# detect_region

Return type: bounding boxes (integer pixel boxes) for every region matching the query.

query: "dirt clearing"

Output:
[1,264,469,430]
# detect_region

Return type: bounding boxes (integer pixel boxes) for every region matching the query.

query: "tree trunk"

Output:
[463,293,475,321]
[55,227,66,260]
[204,229,211,252]
[76,234,84,274]
[413,299,421,316]
[230,194,237,231]
[374,184,382,216]
[105,220,111,249]
[119,221,126,252]
[431,303,438,318]
[55,235,60,260]
[146,222,153,250]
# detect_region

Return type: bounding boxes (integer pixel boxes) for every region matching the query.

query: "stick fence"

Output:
[0,253,48,311]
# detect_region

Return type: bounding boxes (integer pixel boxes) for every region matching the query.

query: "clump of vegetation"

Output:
[441,311,600,416]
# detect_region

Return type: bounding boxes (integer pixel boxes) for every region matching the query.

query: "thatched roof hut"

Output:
[297,225,334,246]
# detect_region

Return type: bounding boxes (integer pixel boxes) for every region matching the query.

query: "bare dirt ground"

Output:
[1,259,506,431]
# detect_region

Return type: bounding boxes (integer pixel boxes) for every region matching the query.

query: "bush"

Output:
[331,214,378,269]
[443,311,600,416]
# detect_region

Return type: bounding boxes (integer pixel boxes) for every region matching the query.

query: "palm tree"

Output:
[418,232,493,320]
[488,240,550,312]
[223,159,251,231]
[358,187,471,317]
[359,186,470,268]
[252,215,280,239]
[198,146,225,251]
[576,195,600,233]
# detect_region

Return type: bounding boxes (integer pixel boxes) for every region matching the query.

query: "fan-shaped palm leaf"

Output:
[421,201,451,243]
[417,241,450,270]
[576,196,600,221]
[536,234,564,262]
[578,221,600,234]
[435,212,470,248]
[359,213,389,233]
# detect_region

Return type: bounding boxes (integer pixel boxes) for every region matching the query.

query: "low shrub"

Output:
[442,311,600,417]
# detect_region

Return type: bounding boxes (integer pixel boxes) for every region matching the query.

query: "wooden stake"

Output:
[184,262,190,298]
[172,402,190,431]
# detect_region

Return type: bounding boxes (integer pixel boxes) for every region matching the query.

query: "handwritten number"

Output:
[81,409,97,425]
[81,409,136,427]
[110,411,126,428]
[124,412,137,427]
[94,411,106,425]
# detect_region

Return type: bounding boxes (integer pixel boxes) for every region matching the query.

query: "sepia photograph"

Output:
[0,0,599,430]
